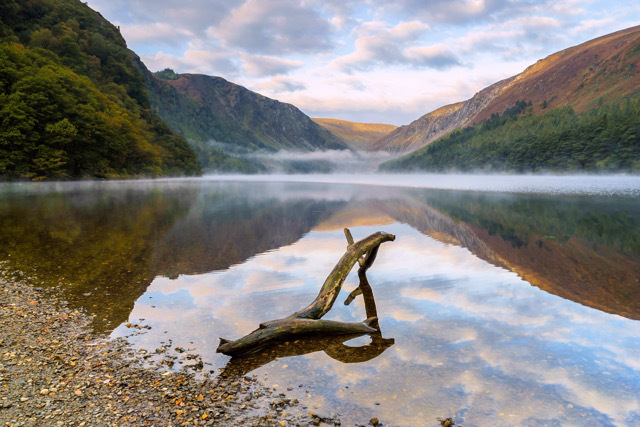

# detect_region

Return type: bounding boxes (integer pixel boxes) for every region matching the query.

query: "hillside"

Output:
[381,98,640,172]
[0,0,200,179]
[0,0,346,177]
[144,69,347,171]
[377,25,640,154]
[312,118,396,150]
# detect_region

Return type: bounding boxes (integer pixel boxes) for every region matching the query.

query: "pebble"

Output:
[0,264,331,427]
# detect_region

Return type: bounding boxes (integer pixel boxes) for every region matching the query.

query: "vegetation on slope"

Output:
[376,25,640,154]
[0,0,200,179]
[381,98,640,173]
[312,118,396,150]
[146,69,346,172]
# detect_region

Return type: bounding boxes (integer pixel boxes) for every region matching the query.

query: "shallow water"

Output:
[1,176,639,426]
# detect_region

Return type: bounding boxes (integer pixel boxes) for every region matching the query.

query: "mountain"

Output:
[381,26,640,173]
[0,0,346,178]
[377,25,640,155]
[142,68,348,171]
[312,118,397,150]
[382,95,640,172]
[0,0,200,179]
[373,80,513,153]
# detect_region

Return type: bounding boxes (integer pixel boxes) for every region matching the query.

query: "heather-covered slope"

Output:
[381,98,640,172]
[312,118,396,150]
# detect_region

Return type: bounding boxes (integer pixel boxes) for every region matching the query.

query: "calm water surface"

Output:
[1,176,640,426]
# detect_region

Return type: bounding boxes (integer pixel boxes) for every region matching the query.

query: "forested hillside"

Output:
[0,0,200,179]
[381,99,640,172]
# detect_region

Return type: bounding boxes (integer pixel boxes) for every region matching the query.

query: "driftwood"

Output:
[218,251,394,378]
[216,228,395,357]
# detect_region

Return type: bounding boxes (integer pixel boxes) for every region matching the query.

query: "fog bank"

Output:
[201,173,640,196]
[247,149,395,173]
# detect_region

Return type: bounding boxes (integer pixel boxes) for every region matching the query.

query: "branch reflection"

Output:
[220,269,394,378]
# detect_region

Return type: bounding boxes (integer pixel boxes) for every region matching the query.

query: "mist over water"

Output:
[247,149,395,173]
[203,173,640,196]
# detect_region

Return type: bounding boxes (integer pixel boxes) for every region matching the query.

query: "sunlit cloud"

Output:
[212,0,334,55]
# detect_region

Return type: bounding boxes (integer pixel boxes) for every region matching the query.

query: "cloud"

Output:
[444,15,566,60]
[242,55,304,77]
[86,0,640,125]
[570,17,617,35]
[119,22,194,47]
[380,0,547,25]
[87,0,237,32]
[403,44,464,68]
[212,0,334,54]
[252,77,307,93]
[142,49,240,76]
[277,77,485,125]
[333,21,461,71]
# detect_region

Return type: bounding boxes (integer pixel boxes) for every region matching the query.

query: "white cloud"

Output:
[251,77,307,93]
[212,0,333,54]
[119,22,194,47]
[332,20,461,72]
[142,49,240,75]
[242,55,304,77]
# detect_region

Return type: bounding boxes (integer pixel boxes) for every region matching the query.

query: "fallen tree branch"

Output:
[216,228,395,357]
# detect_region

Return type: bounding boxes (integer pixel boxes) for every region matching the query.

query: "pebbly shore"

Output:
[0,265,342,427]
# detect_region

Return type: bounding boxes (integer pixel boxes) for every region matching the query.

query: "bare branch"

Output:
[216,230,395,357]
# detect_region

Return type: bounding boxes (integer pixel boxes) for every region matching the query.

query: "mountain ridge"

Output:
[374,77,515,153]
[142,67,349,171]
[0,0,350,178]
[376,25,640,154]
[157,72,347,152]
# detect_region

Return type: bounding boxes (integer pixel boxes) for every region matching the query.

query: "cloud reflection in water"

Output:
[117,222,640,426]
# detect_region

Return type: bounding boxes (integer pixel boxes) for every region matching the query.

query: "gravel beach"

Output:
[0,265,341,427]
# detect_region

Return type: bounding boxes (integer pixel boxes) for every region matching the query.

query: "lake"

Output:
[1,175,639,426]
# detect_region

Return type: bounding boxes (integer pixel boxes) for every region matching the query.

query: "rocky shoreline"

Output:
[0,266,340,426]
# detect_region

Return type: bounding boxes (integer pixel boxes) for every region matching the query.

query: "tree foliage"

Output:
[381,98,640,173]
[0,0,200,179]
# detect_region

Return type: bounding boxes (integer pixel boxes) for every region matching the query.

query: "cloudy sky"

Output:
[86,0,640,125]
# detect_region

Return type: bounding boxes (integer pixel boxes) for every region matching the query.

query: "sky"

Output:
[86,0,640,125]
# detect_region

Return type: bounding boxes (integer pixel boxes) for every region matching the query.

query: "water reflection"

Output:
[1,179,639,426]
[383,189,640,319]
[222,270,395,378]
[0,181,343,330]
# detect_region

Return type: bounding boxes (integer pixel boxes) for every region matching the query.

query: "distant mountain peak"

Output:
[312,118,397,150]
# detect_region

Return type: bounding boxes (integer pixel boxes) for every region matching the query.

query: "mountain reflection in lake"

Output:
[1,178,639,426]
